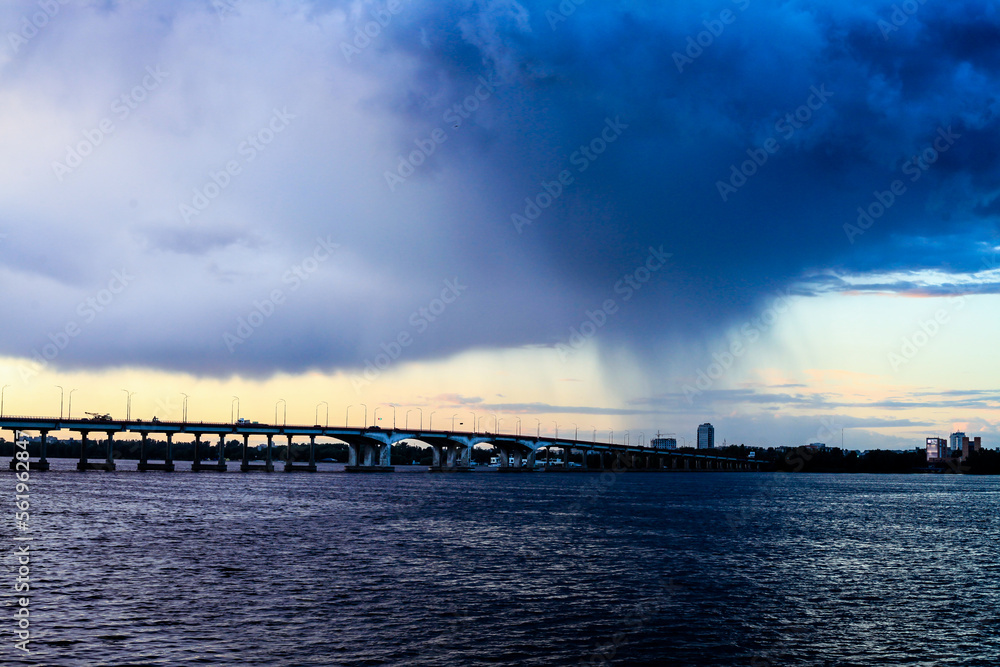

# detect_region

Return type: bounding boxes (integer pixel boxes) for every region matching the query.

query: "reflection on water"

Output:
[4,466,1000,666]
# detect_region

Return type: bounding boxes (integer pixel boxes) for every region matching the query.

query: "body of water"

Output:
[3,466,999,665]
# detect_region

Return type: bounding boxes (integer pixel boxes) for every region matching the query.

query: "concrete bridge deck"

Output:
[1,415,762,473]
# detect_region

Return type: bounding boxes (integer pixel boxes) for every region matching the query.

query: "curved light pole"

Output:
[68,388,78,419]
[470,412,476,433]
[638,432,645,448]
[181,393,189,423]
[275,398,286,426]
[231,396,240,423]
[572,423,579,441]
[346,404,354,426]
[492,413,499,433]
[0,385,9,418]
[451,414,458,431]
[497,418,504,435]
[477,415,488,433]
[417,407,423,430]
[121,389,135,421]
[515,418,521,437]
[316,401,328,427]
[429,411,436,430]
[373,406,381,427]
[534,418,541,438]
[624,430,630,447]
[56,385,64,419]
[391,404,397,428]
[360,403,368,428]
[608,429,613,444]
[591,426,597,442]
[405,409,415,429]
[552,421,559,439]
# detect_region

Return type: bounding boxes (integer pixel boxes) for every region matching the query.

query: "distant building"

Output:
[697,423,715,449]
[651,437,677,450]
[806,443,829,452]
[949,432,965,457]
[926,437,947,461]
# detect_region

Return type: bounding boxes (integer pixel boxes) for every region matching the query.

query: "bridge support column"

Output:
[460,445,471,468]
[284,435,314,472]
[138,432,175,472]
[581,449,589,470]
[265,435,274,472]
[37,431,50,471]
[192,434,202,470]
[218,434,227,466]
[526,449,536,469]
[77,431,89,470]
[241,434,249,470]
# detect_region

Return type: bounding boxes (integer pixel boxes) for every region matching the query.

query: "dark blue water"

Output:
[4,465,1000,666]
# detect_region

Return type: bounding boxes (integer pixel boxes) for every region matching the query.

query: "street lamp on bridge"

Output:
[572,423,578,441]
[624,430,630,447]
[275,399,286,426]
[231,396,240,423]
[451,414,458,431]
[552,421,559,439]
[0,385,9,418]
[68,388,78,419]
[360,403,368,428]
[515,418,521,437]
[591,426,597,442]
[56,385,64,419]
[316,401,328,427]
[181,393,189,423]
[429,411,436,430]
[122,389,136,421]
[608,429,613,444]
[534,418,540,438]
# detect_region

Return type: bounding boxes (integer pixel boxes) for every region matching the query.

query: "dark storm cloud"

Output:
[1,0,998,376]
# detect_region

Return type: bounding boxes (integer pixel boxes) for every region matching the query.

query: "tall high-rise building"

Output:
[949,432,965,457]
[697,423,715,449]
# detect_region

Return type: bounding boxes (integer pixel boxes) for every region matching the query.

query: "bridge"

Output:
[1,415,762,473]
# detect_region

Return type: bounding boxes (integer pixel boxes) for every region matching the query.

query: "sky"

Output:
[0,0,997,450]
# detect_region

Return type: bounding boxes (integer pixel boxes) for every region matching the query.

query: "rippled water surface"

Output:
[4,465,1000,666]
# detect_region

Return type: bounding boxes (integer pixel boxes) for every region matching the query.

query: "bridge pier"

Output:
[138,432,176,471]
[9,430,50,471]
[77,431,115,471]
[284,434,316,472]
[345,439,393,472]
[193,433,227,471]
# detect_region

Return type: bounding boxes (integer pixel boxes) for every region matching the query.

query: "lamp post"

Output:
[572,423,578,441]
[608,429,613,444]
[469,412,476,433]
[316,401,328,427]
[0,385,9,418]
[360,403,367,428]
[373,406,381,427]
[515,418,521,436]
[181,393,189,423]
[275,399,286,426]
[638,432,645,448]
[125,390,136,420]
[391,404,397,428]
[497,418,504,434]
[552,421,559,439]
[477,415,488,433]
[417,407,423,430]
[231,396,240,423]
[591,426,597,442]
[68,388,78,419]
[535,418,541,437]
[624,430,630,447]
[429,411,436,430]
[346,405,354,426]
[451,414,458,431]
[405,409,414,429]
[56,385,64,419]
